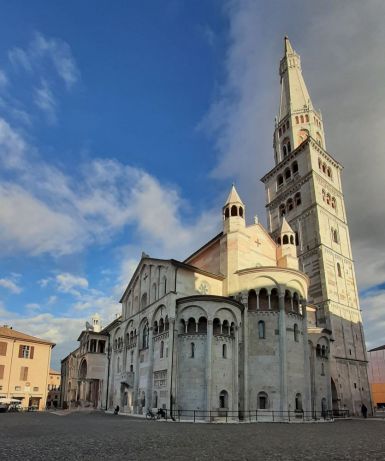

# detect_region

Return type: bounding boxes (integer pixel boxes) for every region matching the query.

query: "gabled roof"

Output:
[0,326,55,346]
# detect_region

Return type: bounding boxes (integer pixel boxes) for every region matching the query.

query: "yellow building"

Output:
[0,325,55,410]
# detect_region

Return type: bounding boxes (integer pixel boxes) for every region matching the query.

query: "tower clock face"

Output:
[198,281,209,295]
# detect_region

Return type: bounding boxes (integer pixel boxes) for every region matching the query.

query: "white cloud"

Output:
[55,273,89,296]
[25,303,41,311]
[0,118,27,169]
[0,277,22,294]
[34,80,56,122]
[8,32,80,89]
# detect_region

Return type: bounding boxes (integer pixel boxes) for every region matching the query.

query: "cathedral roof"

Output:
[224,184,244,206]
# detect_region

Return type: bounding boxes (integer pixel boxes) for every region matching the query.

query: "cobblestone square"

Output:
[1,412,385,460]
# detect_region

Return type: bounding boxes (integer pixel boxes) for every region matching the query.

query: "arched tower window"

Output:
[248,290,258,311]
[290,235,294,244]
[239,207,244,217]
[231,205,238,217]
[284,168,291,180]
[258,320,265,339]
[283,234,289,245]
[270,288,279,310]
[224,207,230,219]
[259,288,269,310]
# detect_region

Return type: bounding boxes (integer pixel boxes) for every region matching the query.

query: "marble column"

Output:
[278,291,288,414]
[146,327,155,409]
[206,320,213,419]
[301,299,311,415]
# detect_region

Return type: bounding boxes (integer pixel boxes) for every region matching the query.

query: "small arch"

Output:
[290,235,294,245]
[165,316,169,331]
[283,234,289,245]
[293,292,300,313]
[332,229,338,243]
[305,114,309,122]
[292,161,298,174]
[284,290,291,312]
[295,116,299,124]
[230,322,235,337]
[331,197,336,209]
[294,192,301,206]
[159,318,164,333]
[213,318,221,335]
[222,320,230,336]
[153,321,159,335]
[239,207,244,218]
[160,341,164,358]
[187,318,196,334]
[142,323,149,349]
[259,288,269,310]
[197,317,207,333]
[337,262,342,278]
[224,207,230,219]
[277,236,281,245]
[295,232,299,246]
[270,288,279,310]
[219,390,228,409]
[279,204,286,217]
[326,193,331,205]
[284,168,291,180]
[327,167,332,178]
[295,393,303,411]
[294,324,299,342]
[248,290,258,311]
[277,175,284,187]
[287,198,294,212]
[321,345,326,357]
[191,342,195,358]
[316,344,321,357]
[322,163,327,174]
[231,205,238,217]
[257,391,268,410]
[318,158,322,169]
[258,320,265,339]
[283,145,287,157]
[222,343,227,358]
[300,115,304,123]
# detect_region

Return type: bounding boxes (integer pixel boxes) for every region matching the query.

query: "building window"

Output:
[219,390,228,409]
[258,321,265,339]
[19,345,34,359]
[142,324,149,349]
[0,341,7,356]
[222,344,227,359]
[191,342,195,358]
[33,387,39,392]
[257,392,268,409]
[337,263,342,278]
[160,341,164,359]
[295,393,303,411]
[294,192,301,206]
[294,324,299,342]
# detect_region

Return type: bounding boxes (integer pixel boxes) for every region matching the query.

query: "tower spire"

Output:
[273,37,326,164]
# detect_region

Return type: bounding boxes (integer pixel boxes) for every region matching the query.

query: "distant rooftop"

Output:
[368,345,385,352]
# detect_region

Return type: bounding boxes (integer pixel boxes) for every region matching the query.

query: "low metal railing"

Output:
[148,408,340,423]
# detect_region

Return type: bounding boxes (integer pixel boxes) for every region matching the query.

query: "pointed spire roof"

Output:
[279,36,313,121]
[279,217,294,234]
[224,184,244,206]
[284,36,293,54]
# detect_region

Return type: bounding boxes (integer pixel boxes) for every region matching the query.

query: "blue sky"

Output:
[1,0,385,368]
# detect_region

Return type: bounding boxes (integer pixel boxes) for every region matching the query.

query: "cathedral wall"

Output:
[176,334,207,411]
[186,240,221,275]
[211,335,236,411]
[175,268,223,297]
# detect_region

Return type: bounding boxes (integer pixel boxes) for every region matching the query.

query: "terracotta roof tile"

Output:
[0,326,55,346]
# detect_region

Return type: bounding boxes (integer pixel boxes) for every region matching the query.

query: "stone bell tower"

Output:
[261,37,371,415]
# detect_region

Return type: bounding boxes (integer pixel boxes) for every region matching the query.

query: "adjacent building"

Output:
[368,346,385,408]
[0,325,55,410]
[46,369,61,408]
[60,314,119,409]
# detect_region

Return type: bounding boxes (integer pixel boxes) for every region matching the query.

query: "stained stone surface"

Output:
[1,412,384,460]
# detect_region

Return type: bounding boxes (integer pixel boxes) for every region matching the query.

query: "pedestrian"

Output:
[114,405,119,415]
[361,403,368,418]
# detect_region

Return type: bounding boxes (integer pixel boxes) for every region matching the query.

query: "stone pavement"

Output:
[1,411,384,460]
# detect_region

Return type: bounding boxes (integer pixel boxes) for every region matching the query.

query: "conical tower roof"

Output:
[279,36,313,121]
[279,217,294,234]
[224,184,244,206]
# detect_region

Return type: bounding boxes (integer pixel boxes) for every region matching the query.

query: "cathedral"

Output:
[67,38,371,420]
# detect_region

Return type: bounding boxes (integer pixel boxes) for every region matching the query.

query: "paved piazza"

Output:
[1,412,385,460]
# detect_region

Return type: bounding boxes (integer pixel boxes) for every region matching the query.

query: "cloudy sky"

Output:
[0,0,384,368]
